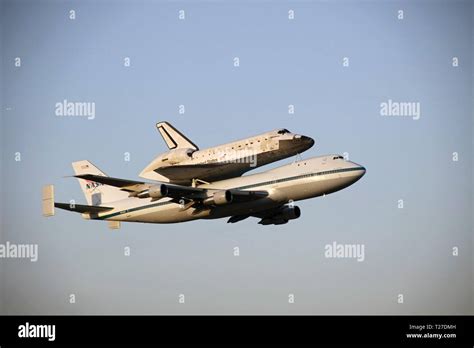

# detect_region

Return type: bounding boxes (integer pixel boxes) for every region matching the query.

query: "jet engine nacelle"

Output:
[203,190,233,206]
[136,184,167,199]
[259,205,301,225]
[164,148,195,164]
[279,205,301,220]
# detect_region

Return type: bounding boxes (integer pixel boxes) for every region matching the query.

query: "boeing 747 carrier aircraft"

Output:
[43,154,365,227]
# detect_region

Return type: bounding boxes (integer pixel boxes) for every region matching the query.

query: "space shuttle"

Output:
[139,122,315,185]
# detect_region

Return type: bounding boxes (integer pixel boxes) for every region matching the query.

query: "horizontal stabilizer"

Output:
[54,202,113,214]
[42,185,55,217]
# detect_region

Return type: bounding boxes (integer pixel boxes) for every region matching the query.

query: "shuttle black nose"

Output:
[301,136,315,148]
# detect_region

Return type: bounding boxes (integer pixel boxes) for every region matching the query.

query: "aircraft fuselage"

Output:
[89,155,365,224]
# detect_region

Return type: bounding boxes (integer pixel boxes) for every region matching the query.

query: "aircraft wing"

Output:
[74,174,152,193]
[74,174,208,199]
[74,174,267,205]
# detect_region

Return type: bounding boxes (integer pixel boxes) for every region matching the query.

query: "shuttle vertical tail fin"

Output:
[72,160,129,205]
[156,121,199,150]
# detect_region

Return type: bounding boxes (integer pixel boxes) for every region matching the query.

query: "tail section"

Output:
[72,160,129,205]
[156,121,198,150]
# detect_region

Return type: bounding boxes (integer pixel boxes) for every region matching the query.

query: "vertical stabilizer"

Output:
[72,160,129,205]
[156,121,198,150]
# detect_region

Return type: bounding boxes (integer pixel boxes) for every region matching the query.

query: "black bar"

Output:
[0,315,473,345]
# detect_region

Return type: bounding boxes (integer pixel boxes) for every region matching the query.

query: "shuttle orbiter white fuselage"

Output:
[139,122,315,185]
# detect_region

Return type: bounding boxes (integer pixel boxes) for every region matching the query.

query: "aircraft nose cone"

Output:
[348,162,366,181]
[354,166,366,180]
[301,135,315,148]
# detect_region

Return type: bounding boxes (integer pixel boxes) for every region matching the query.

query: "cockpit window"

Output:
[333,156,344,160]
[277,129,290,134]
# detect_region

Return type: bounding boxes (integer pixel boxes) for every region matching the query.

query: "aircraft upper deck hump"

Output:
[156,121,199,151]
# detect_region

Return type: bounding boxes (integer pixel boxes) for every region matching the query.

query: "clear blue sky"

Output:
[1,0,472,314]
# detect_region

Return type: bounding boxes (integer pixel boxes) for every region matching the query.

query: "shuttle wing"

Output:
[154,163,249,182]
